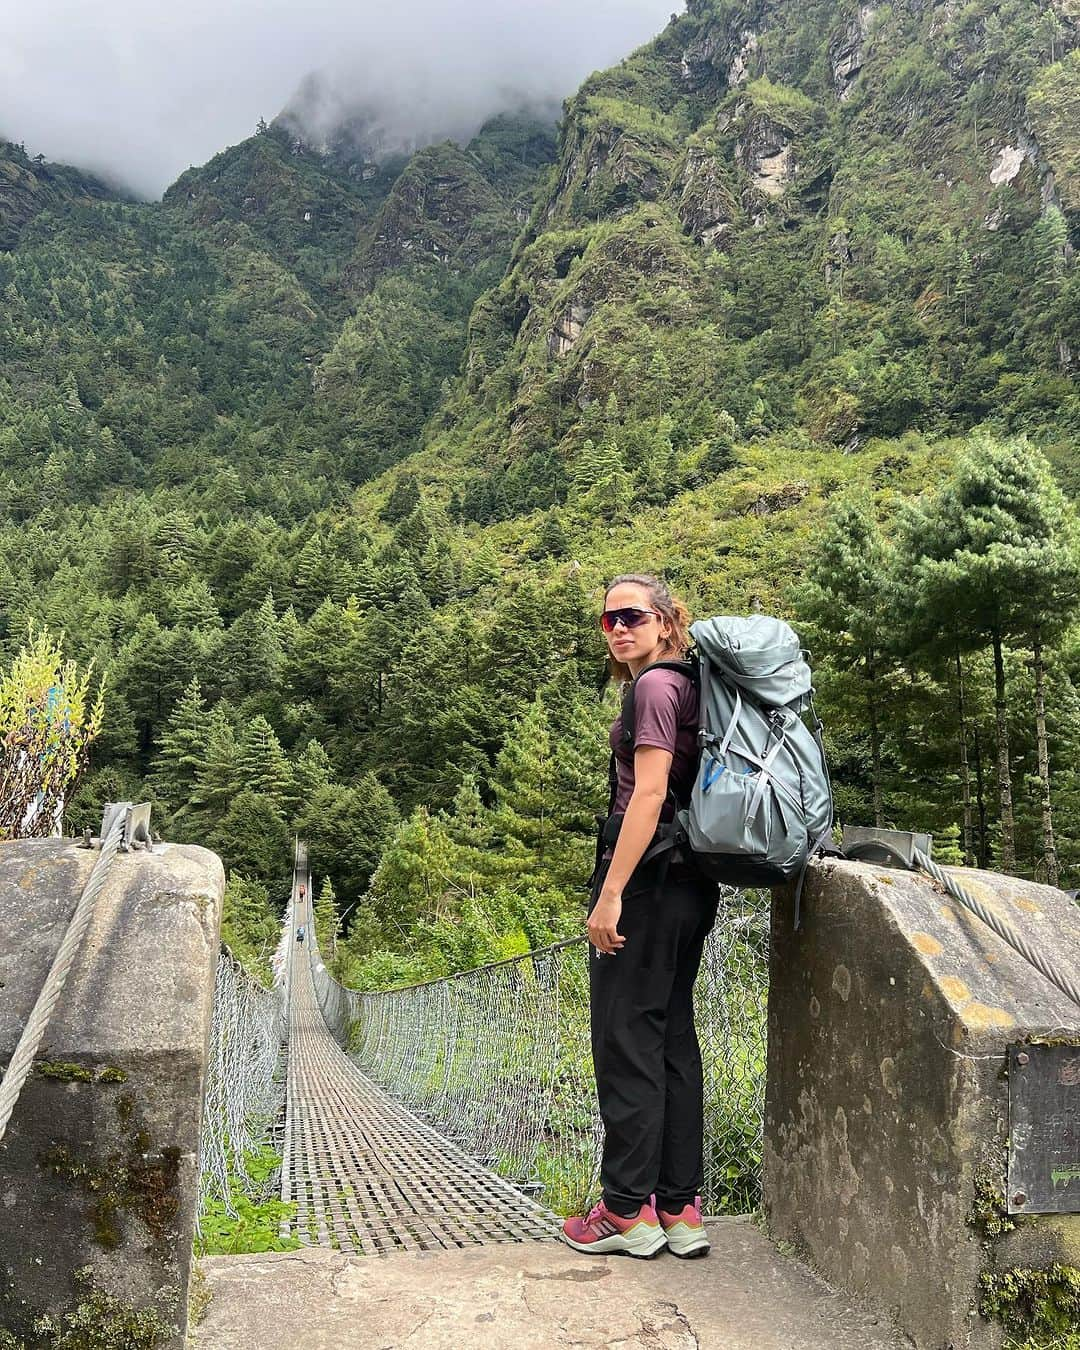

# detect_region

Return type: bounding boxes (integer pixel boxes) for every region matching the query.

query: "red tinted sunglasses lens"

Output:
[600,608,653,633]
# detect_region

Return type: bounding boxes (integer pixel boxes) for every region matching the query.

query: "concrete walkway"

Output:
[192,1217,905,1349]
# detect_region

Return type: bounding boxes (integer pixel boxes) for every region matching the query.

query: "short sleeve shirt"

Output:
[609,666,699,819]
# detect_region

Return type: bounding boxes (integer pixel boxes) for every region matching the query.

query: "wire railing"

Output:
[198,938,288,1217]
[310,888,769,1217]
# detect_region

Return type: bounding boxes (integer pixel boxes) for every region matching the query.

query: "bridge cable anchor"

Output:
[99,802,153,853]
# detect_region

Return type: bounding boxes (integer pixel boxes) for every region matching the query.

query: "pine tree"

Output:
[1003,448,1080,885]
[237,715,295,810]
[543,665,610,890]
[440,771,499,890]
[800,493,894,826]
[153,678,209,822]
[189,705,241,825]
[365,807,457,933]
[907,433,1077,872]
[213,790,290,887]
[294,738,332,801]
[490,693,555,869]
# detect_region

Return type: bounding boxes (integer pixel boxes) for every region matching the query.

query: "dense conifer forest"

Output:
[2,0,1079,988]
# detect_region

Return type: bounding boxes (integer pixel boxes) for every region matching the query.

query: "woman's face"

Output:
[603,582,671,672]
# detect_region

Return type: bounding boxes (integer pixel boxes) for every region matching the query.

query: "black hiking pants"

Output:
[589,865,719,1217]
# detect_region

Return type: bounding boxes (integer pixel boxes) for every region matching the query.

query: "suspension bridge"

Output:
[200,841,771,1255]
[277,845,555,1251]
[3,820,1077,1349]
[191,842,911,1349]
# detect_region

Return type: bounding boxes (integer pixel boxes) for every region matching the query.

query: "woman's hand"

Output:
[588,893,625,954]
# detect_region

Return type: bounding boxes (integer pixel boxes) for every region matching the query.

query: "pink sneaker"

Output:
[561,1199,666,1258]
[657,1196,709,1258]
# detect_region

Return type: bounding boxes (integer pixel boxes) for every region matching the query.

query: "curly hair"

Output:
[604,573,692,683]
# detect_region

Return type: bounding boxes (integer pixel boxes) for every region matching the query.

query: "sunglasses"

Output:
[600,606,661,633]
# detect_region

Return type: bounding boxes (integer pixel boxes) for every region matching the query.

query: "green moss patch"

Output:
[1,1270,171,1349]
[38,1108,180,1253]
[34,1062,128,1085]
[979,1263,1080,1347]
[35,1062,93,1084]
[970,1162,1016,1239]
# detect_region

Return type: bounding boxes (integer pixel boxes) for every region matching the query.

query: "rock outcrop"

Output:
[345,143,516,293]
[677,145,739,247]
[547,303,591,358]
[829,6,878,102]
[542,103,680,227]
[732,108,797,200]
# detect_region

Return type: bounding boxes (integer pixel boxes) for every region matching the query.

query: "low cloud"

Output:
[0,0,681,199]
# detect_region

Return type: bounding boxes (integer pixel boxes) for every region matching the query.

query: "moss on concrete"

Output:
[36,1062,93,1083]
[37,1106,181,1254]
[0,1269,171,1349]
[979,1263,1080,1347]
[970,1161,1016,1240]
[33,1062,129,1085]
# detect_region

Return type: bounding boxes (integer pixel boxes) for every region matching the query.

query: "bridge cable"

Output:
[914,849,1080,1013]
[0,812,127,1143]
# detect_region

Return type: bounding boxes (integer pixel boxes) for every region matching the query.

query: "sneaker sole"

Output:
[662,1225,710,1259]
[560,1226,667,1259]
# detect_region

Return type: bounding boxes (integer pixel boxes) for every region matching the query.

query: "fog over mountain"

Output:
[0,0,680,199]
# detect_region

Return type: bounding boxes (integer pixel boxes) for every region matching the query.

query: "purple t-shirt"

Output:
[610,666,699,819]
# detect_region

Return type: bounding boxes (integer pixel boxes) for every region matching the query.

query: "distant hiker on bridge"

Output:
[296,925,305,944]
[562,574,716,1262]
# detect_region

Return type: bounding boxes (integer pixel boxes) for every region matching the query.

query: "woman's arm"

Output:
[588,745,672,954]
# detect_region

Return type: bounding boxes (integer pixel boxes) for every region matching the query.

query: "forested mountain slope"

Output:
[1,0,1078,986]
[0,140,120,250]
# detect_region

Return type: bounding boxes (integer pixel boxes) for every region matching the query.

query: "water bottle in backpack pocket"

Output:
[685,740,808,887]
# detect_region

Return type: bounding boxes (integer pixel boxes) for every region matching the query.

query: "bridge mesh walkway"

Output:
[279,892,556,1254]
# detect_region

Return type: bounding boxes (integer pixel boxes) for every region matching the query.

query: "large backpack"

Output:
[618,614,834,925]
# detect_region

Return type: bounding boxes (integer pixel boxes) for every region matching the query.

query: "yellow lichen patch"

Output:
[954,877,1012,922]
[939,904,958,923]
[1015,898,1042,915]
[964,1002,1015,1031]
[983,950,998,964]
[912,932,943,957]
[939,976,972,1005]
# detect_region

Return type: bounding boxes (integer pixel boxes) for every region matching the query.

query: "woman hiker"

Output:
[561,574,718,1260]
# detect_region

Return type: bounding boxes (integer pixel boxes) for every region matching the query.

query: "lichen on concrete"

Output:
[970,1159,1016,1240]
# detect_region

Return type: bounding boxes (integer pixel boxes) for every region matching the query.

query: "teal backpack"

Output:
[618,615,834,925]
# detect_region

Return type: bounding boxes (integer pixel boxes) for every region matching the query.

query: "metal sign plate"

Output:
[1008,1043,1080,1214]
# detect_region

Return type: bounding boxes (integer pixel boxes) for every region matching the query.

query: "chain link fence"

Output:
[311,888,768,1217]
[199,943,288,1217]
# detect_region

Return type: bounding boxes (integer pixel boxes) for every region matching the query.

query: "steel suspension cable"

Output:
[915,849,1080,1013]
[0,814,126,1143]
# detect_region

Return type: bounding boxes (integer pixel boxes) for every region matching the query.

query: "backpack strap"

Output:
[620,658,699,749]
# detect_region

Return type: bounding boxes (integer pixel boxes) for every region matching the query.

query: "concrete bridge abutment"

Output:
[765,859,1080,1349]
[0,836,224,1349]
